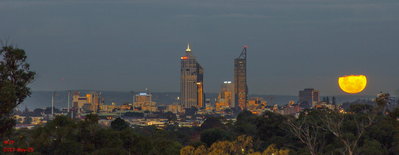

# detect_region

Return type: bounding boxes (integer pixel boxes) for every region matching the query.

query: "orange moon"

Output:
[338,75,367,94]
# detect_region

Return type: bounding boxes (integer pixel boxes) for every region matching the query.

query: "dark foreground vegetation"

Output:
[0,102,398,155]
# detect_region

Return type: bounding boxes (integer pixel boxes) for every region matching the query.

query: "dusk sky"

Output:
[1,0,398,96]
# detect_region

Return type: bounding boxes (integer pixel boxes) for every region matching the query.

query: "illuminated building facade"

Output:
[100,102,117,113]
[216,81,235,111]
[133,92,157,112]
[247,97,267,111]
[234,46,248,111]
[180,44,204,109]
[85,93,101,113]
[299,88,320,108]
[279,103,301,115]
[166,104,184,114]
[72,92,86,113]
[72,91,102,114]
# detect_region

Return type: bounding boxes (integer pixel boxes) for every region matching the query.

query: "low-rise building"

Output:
[166,104,184,114]
[133,92,157,112]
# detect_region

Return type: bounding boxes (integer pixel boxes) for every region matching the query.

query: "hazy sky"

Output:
[1,0,398,96]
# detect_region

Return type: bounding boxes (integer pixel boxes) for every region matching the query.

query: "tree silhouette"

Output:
[0,45,35,137]
[111,117,129,131]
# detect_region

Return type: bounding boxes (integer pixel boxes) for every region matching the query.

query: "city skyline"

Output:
[2,1,399,154]
[1,0,398,96]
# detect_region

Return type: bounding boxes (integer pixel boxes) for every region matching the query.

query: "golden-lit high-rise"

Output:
[216,81,235,111]
[180,44,204,109]
[196,82,204,108]
[234,46,248,111]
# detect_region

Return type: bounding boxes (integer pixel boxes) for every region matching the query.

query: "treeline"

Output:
[3,115,182,155]
[2,104,399,155]
[185,105,399,155]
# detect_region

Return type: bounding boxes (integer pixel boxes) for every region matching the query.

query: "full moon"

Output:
[338,75,367,94]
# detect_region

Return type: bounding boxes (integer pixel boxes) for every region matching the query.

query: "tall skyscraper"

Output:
[234,46,248,111]
[299,88,320,109]
[180,44,204,109]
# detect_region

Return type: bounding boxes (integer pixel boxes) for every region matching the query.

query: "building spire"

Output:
[186,43,191,52]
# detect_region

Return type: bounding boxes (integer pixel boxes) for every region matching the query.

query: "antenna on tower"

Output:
[238,45,248,59]
[67,90,71,113]
[51,91,55,117]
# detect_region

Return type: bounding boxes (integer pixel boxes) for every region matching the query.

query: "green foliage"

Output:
[364,116,399,154]
[255,111,289,148]
[235,110,257,136]
[286,110,327,155]
[85,114,99,124]
[232,110,300,151]
[5,102,399,155]
[49,115,75,127]
[150,139,182,155]
[0,45,35,137]
[200,117,224,131]
[183,135,290,155]
[261,144,289,155]
[194,145,208,155]
[388,107,399,120]
[111,117,129,131]
[180,145,195,155]
[208,141,235,155]
[201,128,232,146]
[8,115,184,155]
[392,131,399,153]
[91,147,128,155]
[358,139,387,155]
[348,104,374,113]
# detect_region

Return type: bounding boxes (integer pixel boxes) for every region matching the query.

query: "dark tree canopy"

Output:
[235,110,258,136]
[0,45,35,137]
[84,114,99,124]
[6,105,399,154]
[111,117,129,131]
[200,117,224,131]
[348,104,374,113]
[200,128,232,146]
